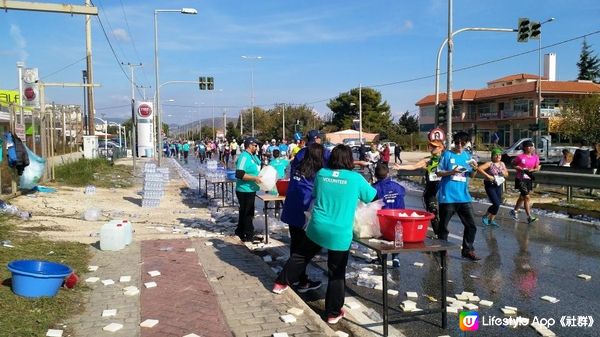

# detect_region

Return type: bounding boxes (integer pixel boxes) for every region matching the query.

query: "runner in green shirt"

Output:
[269,149,289,179]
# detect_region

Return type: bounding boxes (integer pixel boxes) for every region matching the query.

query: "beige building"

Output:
[416,54,600,146]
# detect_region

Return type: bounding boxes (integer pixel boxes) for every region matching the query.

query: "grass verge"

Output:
[0,215,90,337]
[55,158,133,188]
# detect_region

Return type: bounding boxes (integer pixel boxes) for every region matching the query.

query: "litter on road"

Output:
[46,329,63,337]
[101,309,117,317]
[88,265,99,272]
[540,295,560,303]
[102,323,123,332]
[119,276,131,283]
[85,277,99,283]
[140,319,159,328]
[577,274,592,280]
[280,314,297,323]
[147,270,161,277]
[101,279,115,286]
[144,282,157,288]
[287,307,304,316]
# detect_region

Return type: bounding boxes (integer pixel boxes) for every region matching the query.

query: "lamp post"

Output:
[281,104,286,141]
[536,18,555,143]
[154,7,197,166]
[241,55,262,137]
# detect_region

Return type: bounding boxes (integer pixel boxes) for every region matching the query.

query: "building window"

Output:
[421,105,435,118]
[477,102,497,119]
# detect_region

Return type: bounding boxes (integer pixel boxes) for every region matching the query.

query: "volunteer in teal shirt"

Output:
[234,137,262,242]
[269,149,289,179]
[274,144,377,324]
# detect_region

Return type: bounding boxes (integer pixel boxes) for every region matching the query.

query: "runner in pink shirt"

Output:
[510,140,541,224]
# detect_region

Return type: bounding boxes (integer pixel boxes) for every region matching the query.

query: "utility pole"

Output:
[446,0,454,147]
[85,0,96,136]
[123,62,142,172]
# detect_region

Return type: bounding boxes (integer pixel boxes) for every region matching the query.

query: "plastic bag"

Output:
[19,145,46,190]
[258,166,277,191]
[353,199,384,238]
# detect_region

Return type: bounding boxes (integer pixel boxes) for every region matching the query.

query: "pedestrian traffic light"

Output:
[207,77,214,90]
[517,18,530,43]
[530,21,541,40]
[199,76,207,90]
[436,103,447,125]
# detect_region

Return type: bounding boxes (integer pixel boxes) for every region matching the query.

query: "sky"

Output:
[1,0,599,125]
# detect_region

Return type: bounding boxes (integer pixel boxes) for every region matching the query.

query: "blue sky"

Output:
[1,0,599,125]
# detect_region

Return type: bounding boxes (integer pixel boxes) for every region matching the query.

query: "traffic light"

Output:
[207,77,214,90]
[199,76,207,90]
[530,21,541,40]
[517,17,530,42]
[436,103,447,125]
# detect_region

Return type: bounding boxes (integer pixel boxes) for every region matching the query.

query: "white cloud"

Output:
[402,20,414,31]
[10,24,28,61]
[110,28,130,42]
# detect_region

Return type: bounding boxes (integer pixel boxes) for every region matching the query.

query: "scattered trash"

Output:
[205,242,214,246]
[280,314,297,323]
[101,309,117,317]
[34,185,56,193]
[425,295,438,302]
[102,323,123,332]
[147,270,161,277]
[387,289,399,296]
[577,274,592,280]
[101,279,114,286]
[1,240,14,248]
[159,247,173,251]
[540,295,560,303]
[140,319,159,328]
[463,303,478,310]
[406,291,418,299]
[469,274,480,279]
[479,300,493,307]
[501,307,518,315]
[400,300,418,312]
[84,185,96,195]
[335,331,349,337]
[531,321,556,337]
[85,277,99,283]
[0,200,31,219]
[119,276,131,283]
[123,286,140,296]
[46,329,64,337]
[144,282,157,288]
[413,262,424,267]
[272,333,289,337]
[88,266,99,272]
[446,306,459,314]
[185,248,196,252]
[83,208,101,221]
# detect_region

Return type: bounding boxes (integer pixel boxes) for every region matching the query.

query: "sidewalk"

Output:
[59,158,336,337]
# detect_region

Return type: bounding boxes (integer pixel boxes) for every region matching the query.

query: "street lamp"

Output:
[241,55,262,137]
[154,7,197,166]
[536,18,555,143]
[349,85,363,144]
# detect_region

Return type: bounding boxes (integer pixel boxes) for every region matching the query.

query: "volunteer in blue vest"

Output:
[234,137,263,242]
[289,130,330,177]
[435,131,481,261]
[372,162,406,267]
[274,144,377,325]
[280,143,325,293]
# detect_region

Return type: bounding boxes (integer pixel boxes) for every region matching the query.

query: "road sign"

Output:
[15,124,26,141]
[428,127,445,142]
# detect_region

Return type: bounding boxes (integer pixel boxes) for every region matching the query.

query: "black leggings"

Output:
[438,202,477,254]
[288,226,310,284]
[276,236,349,317]
[235,191,256,239]
[484,182,502,215]
[423,181,440,236]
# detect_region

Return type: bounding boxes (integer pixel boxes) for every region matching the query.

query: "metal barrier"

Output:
[395,169,600,202]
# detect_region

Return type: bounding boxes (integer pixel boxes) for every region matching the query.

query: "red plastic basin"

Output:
[276,179,290,196]
[376,209,434,243]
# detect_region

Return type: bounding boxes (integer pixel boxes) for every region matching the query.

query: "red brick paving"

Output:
[140,239,233,337]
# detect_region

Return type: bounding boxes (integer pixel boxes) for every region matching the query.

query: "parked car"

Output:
[501,136,577,165]
[98,140,121,149]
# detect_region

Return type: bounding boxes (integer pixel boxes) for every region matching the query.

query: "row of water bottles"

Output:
[142,164,169,208]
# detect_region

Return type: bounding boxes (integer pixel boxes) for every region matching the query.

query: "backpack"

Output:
[4,132,30,175]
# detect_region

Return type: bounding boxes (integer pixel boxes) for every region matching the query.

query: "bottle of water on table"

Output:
[394,222,403,248]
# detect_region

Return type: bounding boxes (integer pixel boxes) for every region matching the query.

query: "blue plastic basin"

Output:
[7,260,72,298]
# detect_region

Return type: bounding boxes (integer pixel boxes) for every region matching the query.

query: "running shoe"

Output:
[392,259,400,268]
[461,251,481,261]
[509,209,518,221]
[490,219,500,227]
[527,216,539,224]
[272,283,289,294]
[482,216,490,226]
[296,280,322,293]
[326,309,346,324]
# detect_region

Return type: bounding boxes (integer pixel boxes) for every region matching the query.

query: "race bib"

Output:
[451,175,466,182]
[428,172,441,181]
[494,176,505,185]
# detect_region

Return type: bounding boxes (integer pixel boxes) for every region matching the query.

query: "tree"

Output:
[577,39,600,83]
[225,121,240,141]
[397,111,419,134]
[557,94,600,144]
[326,87,393,133]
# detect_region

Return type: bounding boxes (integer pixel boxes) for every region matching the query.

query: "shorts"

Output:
[515,178,533,197]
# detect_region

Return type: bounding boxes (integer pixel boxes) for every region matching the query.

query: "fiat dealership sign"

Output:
[136,102,153,119]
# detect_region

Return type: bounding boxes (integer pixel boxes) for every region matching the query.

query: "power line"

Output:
[96,104,130,110]
[118,0,152,89]
[41,56,87,80]
[95,0,129,66]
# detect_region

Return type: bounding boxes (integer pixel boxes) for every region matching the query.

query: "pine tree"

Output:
[577,39,600,83]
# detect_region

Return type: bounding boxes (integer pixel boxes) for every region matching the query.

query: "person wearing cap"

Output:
[435,131,481,261]
[477,148,509,226]
[289,130,330,178]
[267,139,279,158]
[394,139,445,237]
[510,140,540,224]
[235,137,263,242]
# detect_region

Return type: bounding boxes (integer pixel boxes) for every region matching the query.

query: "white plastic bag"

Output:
[19,145,46,190]
[353,200,384,238]
[258,166,277,191]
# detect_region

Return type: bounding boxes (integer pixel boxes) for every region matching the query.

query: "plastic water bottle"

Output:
[394,222,403,248]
